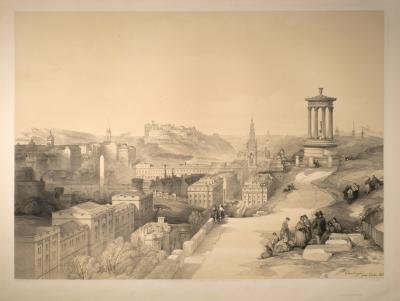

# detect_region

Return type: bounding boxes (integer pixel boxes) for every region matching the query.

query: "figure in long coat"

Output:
[280,217,291,242]
[294,216,307,248]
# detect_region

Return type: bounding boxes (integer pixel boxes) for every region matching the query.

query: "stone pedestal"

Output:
[308,157,314,168]
[304,145,337,167]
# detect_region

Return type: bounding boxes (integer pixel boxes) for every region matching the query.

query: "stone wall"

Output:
[145,218,214,279]
[182,218,214,257]
[145,249,185,279]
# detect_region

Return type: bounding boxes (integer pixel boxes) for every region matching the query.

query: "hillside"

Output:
[16,127,237,163]
[16,128,100,145]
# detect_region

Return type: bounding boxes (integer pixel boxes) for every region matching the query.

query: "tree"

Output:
[67,256,101,279]
[100,237,139,275]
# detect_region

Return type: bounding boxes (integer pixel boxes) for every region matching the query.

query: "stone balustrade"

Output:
[145,218,215,279]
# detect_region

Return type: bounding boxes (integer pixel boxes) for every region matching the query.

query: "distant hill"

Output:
[16,128,101,145]
[16,127,237,163]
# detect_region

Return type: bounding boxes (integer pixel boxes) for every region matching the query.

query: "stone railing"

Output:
[145,249,185,279]
[145,218,215,279]
[182,218,214,257]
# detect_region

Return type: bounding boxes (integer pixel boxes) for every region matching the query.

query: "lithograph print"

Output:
[14,11,384,279]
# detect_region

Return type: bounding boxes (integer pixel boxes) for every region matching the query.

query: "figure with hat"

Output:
[312,211,327,244]
[280,217,291,242]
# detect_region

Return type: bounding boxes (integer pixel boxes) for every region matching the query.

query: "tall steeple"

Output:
[47,130,55,146]
[246,118,258,168]
[106,127,112,142]
[249,118,256,141]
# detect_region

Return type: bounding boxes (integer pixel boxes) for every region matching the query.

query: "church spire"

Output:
[246,118,258,168]
[47,129,55,146]
[249,118,256,141]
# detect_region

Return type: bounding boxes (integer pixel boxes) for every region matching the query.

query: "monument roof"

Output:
[305,88,336,102]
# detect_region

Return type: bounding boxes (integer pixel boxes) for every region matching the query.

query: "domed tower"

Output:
[47,130,55,146]
[304,88,337,167]
[246,118,258,168]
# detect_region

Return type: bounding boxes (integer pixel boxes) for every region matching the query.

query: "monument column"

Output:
[313,107,319,139]
[328,107,334,139]
[321,107,326,139]
[307,107,312,138]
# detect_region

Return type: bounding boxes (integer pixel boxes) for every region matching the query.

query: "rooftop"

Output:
[55,201,110,216]
[305,88,336,102]
[58,220,86,237]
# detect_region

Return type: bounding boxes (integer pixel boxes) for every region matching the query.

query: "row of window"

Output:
[61,232,87,251]
[243,194,267,200]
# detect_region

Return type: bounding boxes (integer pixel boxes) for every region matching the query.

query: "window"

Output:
[37,257,42,267]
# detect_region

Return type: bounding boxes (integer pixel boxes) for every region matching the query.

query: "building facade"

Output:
[134,162,236,181]
[187,176,224,209]
[52,201,134,257]
[15,216,60,279]
[59,221,89,274]
[111,190,154,229]
[242,173,275,208]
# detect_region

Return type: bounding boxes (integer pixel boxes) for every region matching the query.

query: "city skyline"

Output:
[16,11,383,137]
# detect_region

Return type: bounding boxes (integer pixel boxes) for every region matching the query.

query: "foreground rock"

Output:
[329,233,350,241]
[303,245,332,262]
[347,233,365,246]
[325,239,353,253]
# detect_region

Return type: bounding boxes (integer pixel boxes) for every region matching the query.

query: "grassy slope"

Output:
[313,144,383,231]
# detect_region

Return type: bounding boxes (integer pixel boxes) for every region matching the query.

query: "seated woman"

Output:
[258,233,279,259]
[331,217,342,233]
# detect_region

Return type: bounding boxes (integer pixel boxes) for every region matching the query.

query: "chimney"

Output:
[319,87,323,95]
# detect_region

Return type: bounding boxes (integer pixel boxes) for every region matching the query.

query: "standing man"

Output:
[312,212,322,244]
[319,211,327,239]
[280,217,291,242]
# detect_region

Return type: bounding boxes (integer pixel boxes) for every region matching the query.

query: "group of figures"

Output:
[343,175,383,204]
[365,175,383,194]
[312,159,321,168]
[258,211,342,259]
[211,205,225,224]
[343,183,360,204]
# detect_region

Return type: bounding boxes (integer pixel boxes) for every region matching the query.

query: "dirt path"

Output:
[181,169,335,279]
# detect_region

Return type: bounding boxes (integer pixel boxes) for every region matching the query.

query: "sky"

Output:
[15,11,383,137]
